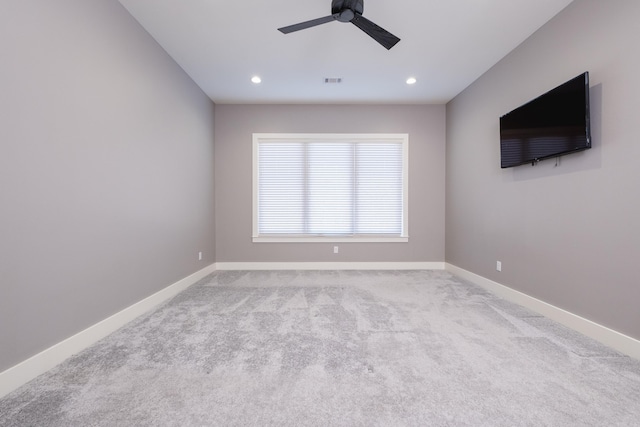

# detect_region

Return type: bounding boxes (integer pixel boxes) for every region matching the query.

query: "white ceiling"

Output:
[118,0,574,104]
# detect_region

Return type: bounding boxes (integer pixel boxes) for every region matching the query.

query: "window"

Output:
[253,134,408,242]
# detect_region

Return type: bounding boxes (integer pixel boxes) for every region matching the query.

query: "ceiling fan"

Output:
[278,0,400,50]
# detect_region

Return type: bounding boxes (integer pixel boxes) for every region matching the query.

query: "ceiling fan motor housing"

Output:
[332,0,364,21]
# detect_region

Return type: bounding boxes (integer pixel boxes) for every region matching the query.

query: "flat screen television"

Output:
[500,72,591,168]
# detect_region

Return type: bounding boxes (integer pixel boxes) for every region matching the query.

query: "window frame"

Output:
[252,133,409,243]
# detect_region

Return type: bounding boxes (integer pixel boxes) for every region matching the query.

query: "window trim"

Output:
[252,133,409,243]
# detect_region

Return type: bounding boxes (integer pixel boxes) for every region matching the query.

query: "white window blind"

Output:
[253,134,408,242]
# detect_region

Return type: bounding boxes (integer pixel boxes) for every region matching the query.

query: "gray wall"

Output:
[215,104,445,263]
[446,0,640,340]
[0,0,216,371]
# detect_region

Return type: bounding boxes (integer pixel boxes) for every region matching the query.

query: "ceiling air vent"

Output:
[324,78,342,84]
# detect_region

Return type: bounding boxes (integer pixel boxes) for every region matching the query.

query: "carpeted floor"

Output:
[1,270,640,426]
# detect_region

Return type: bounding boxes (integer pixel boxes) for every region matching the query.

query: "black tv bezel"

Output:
[499,72,591,169]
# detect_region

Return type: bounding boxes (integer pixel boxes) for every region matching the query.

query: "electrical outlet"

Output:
[333,246,339,254]
[496,261,502,272]
[198,251,203,261]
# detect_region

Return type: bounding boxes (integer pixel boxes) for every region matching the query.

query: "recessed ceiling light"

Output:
[251,76,262,84]
[406,77,417,85]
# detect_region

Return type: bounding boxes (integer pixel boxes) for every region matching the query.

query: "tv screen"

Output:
[500,72,591,168]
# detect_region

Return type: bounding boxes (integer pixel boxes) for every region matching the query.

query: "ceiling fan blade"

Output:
[278,14,338,34]
[351,14,400,50]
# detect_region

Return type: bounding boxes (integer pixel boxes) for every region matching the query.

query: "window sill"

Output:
[252,236,409,243]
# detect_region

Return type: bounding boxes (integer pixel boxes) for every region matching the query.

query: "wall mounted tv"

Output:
[500,72,591,168]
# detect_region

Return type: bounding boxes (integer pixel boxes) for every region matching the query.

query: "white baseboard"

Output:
[0,263,217,399]
[446,263,640,360]
[215,261,445,271]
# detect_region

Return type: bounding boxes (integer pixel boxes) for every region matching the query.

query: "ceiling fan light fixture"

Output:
[251,76,262,84]
[406,77,417,85]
